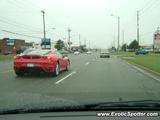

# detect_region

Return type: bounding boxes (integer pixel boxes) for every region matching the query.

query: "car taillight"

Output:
[14,56,21,60]
[42,56,53,61]
[47,56,51,60]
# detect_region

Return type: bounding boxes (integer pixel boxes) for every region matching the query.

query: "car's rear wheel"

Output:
[54,63,59,76]
[66,61,70,71]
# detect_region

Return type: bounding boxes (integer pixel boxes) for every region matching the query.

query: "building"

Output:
[153,28,160,50]
[0,38,33,54]
[33,42,41,49]
[140,45,153,51]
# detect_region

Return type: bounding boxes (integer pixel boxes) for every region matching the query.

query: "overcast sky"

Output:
[0,0,160,48]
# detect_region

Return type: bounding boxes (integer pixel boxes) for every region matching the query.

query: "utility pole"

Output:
[89,40,91,50]
[111,14,120,51]
[122,30,124,45]
[67,27,71,51]
[41,10,46,49]
[137,10,140,46]
[84,39,86,47]
[118,16,120,51]
[113,36,116,48]
[79,34,81,46]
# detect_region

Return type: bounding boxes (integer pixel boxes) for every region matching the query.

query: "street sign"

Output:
[154,33,160,40]
[41,38,51,45]
[41,38,51,49]
[3,38,15,45]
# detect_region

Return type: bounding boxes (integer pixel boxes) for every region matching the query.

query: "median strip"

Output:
[55,71,76,84]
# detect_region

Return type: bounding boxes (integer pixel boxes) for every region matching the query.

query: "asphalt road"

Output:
[1,52,160,108]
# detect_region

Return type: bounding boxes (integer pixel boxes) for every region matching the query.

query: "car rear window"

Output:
[25,50,51,55]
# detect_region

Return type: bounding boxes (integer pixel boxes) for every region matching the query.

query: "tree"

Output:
[128,40,139,50]
[55,40,65,50]
[121,44,128,51]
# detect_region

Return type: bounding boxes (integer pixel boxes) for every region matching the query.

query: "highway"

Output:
[1,52,160,108]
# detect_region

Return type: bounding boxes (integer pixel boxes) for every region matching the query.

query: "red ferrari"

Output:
[13,49,70,76]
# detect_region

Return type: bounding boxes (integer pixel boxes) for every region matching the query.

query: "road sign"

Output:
[41,38,51,49]
[3,38,15,45]
[41,38,51,45]
[154,33,160,41]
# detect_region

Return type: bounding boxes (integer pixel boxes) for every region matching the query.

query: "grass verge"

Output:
[0,54,14,61]
[113,51,160,73]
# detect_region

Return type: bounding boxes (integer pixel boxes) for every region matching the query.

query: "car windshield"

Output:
[1,0,160,116]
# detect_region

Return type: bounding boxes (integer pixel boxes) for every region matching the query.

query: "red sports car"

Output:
[13,49,70,76]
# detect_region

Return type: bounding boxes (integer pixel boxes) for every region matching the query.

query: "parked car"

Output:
[135,48,149,55]
[59,50,69,57]
[74,51,80,55]
[86,51,92,54]
[100,51,110,58]
[13,49,70,76]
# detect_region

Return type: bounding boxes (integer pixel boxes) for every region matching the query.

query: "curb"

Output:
[120,57,160,77]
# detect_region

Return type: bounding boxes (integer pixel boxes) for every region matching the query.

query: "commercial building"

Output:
[153,28,160,50]
[0,38,33,54]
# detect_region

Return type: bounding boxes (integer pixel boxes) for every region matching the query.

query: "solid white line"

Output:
[55,72,76,84]
[85,62,90,66]
[132,65,160,82]
[126,61,160,82]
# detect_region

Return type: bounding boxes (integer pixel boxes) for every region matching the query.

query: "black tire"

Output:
[15,71,24,76]
[66,61,70,71]
[53,63,60,76]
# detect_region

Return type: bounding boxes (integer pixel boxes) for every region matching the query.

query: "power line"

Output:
[140,0,160,15]
[139,0,155,12]
[0,18,41,33]
[140,30,155,36]
[5,0,31,11]
[0,15,41,30]
[22,0,42,10]
[1,29,41,39]
[13,0,41,12]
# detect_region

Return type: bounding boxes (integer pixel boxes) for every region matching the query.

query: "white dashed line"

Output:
[55,71,76,84]
[85,62,90,66]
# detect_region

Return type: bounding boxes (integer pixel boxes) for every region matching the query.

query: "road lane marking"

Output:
[132,65,160,82]
[55,71,76,84]
[126,61,160,82]
[0,70,13,74]
[85,62,90,66]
